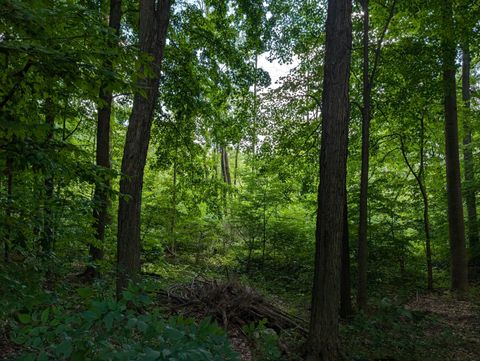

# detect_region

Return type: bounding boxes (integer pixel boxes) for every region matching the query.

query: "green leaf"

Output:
[103,311,114,331]
[40,308,50,323]
[18,313,31,324]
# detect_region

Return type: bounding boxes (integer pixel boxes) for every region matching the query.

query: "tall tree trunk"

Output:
[220,147,231,185]
[419,116,433,291]
[304,0,352,359]
[462,44,479,270]
[357,0,370,311]
[357,0,396,310]
[233,143,239,186]
[340,193,352,319]
[223,147,231,185]
[89,0,122,272]
[441,0,468,293]
[41,98,55,254]
[116,0,170,298]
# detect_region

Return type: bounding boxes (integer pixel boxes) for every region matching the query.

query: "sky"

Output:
[257,53,298,89]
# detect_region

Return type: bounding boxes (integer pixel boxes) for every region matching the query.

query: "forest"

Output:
[1,0,480,360]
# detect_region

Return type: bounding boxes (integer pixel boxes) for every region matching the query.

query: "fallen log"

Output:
[153,277,307,335]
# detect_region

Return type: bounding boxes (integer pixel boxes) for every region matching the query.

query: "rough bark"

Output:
[116,0,170,298]
[220,147,231,185]
[441,0,468,293]
[304,0,352,359]
[89,0,122,271]
[462,44,479,269]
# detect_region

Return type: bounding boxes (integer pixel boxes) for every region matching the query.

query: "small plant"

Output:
[242,319,282,361]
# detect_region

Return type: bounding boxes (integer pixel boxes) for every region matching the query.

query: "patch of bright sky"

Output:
[257,53,299,90]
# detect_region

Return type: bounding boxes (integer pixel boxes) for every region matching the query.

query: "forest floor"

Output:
[404,293,480,360]
[341,291,480,361]
[2,261,480,361]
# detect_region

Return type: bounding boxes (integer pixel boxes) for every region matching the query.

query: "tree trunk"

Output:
[441,0,468,293]
[89,0,122,273]
[419,116,433,291]
[116,0,170,298]
[41,98,55,254]
[304,0,352,359]
[462,44,479,270]
[223,147,231,185]
[233,143,239,186]
[170,156,177,254]
[340,193,352,319]
[357,0,370,312]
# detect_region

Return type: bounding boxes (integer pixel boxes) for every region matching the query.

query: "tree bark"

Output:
[116,0,170,298]
[89,0,122,275]
[304,0,352,359]
[462,44,479,269]
[441,0,468,293]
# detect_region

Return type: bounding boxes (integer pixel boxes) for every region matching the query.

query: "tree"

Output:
[304,0,352,359]
[116,0,171,297]
[440,0,468,293]
[399,116,433,290]
[461,42,479,270]
[357,0,396,310]
[89,0,122,275]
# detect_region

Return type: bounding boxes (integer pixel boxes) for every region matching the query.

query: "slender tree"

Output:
[41,98,55,254]
[399,117,433,290]
[304,0,352,359]
[89,0,122,274]
[440,0,468,293]
[116,0,171,297]
[357,0,396,310]
[461,44,479,268]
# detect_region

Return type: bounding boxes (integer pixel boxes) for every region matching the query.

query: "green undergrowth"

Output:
[1,262,239,361]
